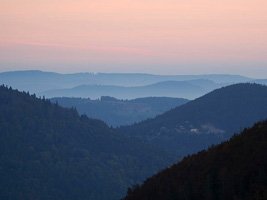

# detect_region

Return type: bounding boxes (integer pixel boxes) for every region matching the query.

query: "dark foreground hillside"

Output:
[0,86,170,200]
[123,120,267,200]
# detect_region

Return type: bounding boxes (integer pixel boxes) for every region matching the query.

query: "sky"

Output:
[0,0,267,77]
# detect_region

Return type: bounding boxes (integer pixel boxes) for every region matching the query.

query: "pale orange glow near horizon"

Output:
[0,0,267,76]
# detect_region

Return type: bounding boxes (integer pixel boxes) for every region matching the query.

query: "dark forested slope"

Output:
[0,86,170,200]
[119,83,267,158]
[123,120,267,200]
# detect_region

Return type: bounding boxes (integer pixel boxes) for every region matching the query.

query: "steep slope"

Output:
[0,86,170,200]
[123,120,267,200]
[51,96,189,127]
[119,83,267,158]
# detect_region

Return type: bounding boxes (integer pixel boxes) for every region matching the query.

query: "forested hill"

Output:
[119,83,267,158]
[51,96,189,127]
[123,120,267,200]
[0,85,170,200]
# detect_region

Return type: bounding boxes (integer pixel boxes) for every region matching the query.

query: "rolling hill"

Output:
[0,70,253,99]
[123,120,267,200]
[50,96,189,127]
[0,85,171,200]
[119,83,267,159]
[0,70,251,92]
[41,79,221,99]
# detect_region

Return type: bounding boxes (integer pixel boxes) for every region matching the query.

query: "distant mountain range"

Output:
[0,86,171,200]
[118,83,267,159]
[51,96,189,127]
[1,70,263,99]
[123,120,267,200]
[44,79,221,99]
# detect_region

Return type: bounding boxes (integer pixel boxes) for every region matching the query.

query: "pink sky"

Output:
[0,0,267,76]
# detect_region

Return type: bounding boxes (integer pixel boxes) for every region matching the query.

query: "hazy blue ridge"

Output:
[0,70,252,95]
[40,79,222,99]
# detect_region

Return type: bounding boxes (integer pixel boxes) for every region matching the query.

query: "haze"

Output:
[0,0,267,77]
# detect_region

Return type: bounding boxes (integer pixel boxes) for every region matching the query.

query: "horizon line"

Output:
[0,69,258,79]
